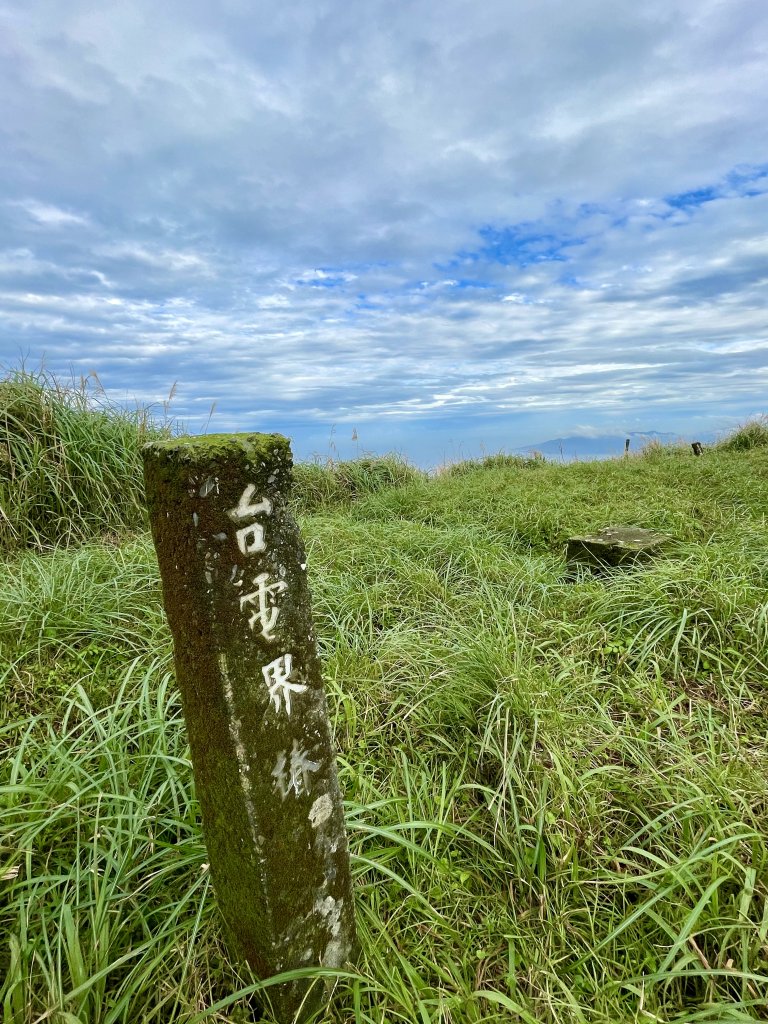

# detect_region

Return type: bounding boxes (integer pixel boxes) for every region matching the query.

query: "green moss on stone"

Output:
[144,431,290,462]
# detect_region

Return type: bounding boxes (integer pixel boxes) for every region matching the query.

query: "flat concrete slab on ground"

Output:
[566,525,673,573]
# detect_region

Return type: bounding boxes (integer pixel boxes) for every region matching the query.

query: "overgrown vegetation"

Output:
[0,369,168,551]
[0,370,422,544]
[1,373,767,1021]
[715,416,768,453]
[441,452,546,477]
[291,456,425,514]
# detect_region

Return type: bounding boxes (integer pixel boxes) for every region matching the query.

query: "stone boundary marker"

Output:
[143,433,356,1022]
[567,525,673,574]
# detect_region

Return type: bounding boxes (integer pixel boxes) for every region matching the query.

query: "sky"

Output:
[1,0,767,467]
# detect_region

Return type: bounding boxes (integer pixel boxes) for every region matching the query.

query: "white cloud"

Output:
[11,200,90,228]
[97,242,212,273]
[0,0,767,461]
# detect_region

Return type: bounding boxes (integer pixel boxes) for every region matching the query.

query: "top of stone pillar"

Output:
[144,431,291,471]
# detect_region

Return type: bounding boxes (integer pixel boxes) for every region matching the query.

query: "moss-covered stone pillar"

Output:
[143,433,356,1022]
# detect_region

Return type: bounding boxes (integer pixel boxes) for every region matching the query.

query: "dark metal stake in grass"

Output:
[143,433,356,1022]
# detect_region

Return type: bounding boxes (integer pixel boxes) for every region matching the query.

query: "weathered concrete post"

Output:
[691,441,703,456]
[143,433,356,1021]
[566,525,672,575]
[624,437,630,456]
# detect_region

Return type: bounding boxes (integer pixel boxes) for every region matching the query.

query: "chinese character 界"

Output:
[262,653,307,715]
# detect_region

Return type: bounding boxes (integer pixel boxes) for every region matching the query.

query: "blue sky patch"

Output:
[464,224,585,267]
[666,185,720,209]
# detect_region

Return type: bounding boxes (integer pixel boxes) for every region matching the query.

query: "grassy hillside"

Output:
[1,381,767,1022]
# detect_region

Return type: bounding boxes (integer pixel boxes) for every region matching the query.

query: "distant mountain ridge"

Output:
[515,430,710,461]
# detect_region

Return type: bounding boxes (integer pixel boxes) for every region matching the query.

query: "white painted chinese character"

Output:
[239,572,288,641]
[272,739,320,799]
[228,485,272,521]
[262,653,307,715]
[234,524,263,555]
[228,485,273,556]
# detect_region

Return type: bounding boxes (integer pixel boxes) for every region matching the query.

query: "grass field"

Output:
[1,373,767,1022]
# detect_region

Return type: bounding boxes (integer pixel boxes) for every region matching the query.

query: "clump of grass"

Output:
[442,451,545,477]
[0,368,170,551]
[332,454,424,496]
[291,462,349,514]
[292,454,425,514]
[716,417,768,452]
[0,663,250,1021]
[0,535,169,723]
